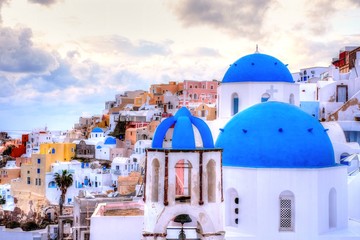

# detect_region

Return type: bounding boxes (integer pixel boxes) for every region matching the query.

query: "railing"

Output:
[76,154,94,158]
[111,169,122,175]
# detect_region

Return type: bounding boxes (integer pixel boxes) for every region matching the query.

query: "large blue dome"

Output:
[222,53,294,83]
[215,102,335,168]
[152,107,214,149]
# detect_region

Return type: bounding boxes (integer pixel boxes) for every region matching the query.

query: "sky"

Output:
[0,0,359,132]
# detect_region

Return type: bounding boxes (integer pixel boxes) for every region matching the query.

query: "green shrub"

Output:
[5,221,20,229]
[21,221,39,231]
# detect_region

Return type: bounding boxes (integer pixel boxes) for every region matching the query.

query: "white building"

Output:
[25,129,53,157]
[46,161,112,206]
[217,52,299,120]
[95,136,117,161]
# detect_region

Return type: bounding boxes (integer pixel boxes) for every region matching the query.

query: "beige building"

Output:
[11,142,76,215]
[0,161,20,184]
[193,103,217,121]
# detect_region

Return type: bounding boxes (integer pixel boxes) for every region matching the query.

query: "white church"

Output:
[87,52,360,240]
[142,51,360,240]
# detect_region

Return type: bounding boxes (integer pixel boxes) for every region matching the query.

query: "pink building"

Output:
[180,80,219,106]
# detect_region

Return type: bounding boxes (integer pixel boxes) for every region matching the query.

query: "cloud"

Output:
[0,76,16,98]
[304,0,337,35]
[195,47,221,57]
[0,0,9,23]
[87,35,172,57]
[28,0,59,6]
[348,0,360,6]
[0,27,58,73]
[168,0,275,40]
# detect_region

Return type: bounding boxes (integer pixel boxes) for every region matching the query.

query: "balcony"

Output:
[111,169,123,175]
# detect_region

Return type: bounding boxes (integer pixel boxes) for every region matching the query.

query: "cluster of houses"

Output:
[0,46,360,239]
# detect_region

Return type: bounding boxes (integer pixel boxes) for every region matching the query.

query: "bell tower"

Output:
[143,107,224,240]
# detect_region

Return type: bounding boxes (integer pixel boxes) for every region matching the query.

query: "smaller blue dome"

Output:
[104,137,116,145]
[152,107,214,149]
[96,145,102,149]
[222,53,294,83]
[92,127,103,133]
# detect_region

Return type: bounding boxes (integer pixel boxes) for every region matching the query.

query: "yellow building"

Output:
[11,142,76,214]
[40,143,76,172]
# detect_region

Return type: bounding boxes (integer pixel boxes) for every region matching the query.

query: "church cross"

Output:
[266,85,278,98]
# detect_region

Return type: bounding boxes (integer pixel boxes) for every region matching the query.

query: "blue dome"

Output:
[92,127,103,133]
[222,53,294,83]
[96,145,102,149]
[152,107,214,149]
[104,137,116,145]
[215,102,335,168]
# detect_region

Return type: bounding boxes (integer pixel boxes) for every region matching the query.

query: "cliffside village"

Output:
[1,46,360,239]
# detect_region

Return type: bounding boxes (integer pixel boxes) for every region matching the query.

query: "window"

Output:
[38,178,41,186]
[261,93,270,102]
[232,93,239,115]
[207,160,216,202]
[27,177,31,185]
[279,191,295,231]
[52,148,55,154]
[48,181,56,188]
[37,168,40,174]
[226,188,239,227]
[175,159,192,203]
[37,159,41,164]
[329,188,337,228]
[289,94,295,105]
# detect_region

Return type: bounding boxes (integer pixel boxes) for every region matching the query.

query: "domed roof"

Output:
[104,137,116,145]
[215,102,335,168]
[152,107,214,149]
[92,127,103,133]
[222,53,294,83]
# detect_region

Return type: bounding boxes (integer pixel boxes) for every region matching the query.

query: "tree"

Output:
[54,170,73,216]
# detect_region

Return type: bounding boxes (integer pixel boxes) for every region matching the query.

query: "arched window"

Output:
[340,152,350,160]
[289,94,295,105]
[225,188,239,227]
[232,93,239,116]
[329,188,337,228]
[261,93,270,102]
[48,181,56,188]
[207,160,216,202]
[151,159,160,202]
[52,148,55,154]
[279,190,295,231]
[194,94,197,100]
[175,159,192,203]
